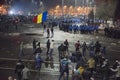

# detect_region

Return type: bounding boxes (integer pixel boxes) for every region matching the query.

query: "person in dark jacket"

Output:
[50,26,54,38]
[34,46,42,55]
[101,46,106,57]
[15,60,24,80]
[32,39,37,52]
[47,28,50,38]
[81,42,88,57]
[101,59,110,80]
[70,53,77,63]
[75,40,81,52]
[64,39,69,53]
[46,39,50,55]
[94,41,101,55]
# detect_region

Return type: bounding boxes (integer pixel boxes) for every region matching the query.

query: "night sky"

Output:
[0,0,4,4]
[0,0,120,20]
[0,0,84,9]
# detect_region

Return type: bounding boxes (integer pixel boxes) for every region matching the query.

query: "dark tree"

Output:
[114,0,120,21]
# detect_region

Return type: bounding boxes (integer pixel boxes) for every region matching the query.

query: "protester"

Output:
[70,53,77,63]
[75,40,81,52]
[22,65,30,80]
[46,39,50,55]
[32,39,37,52]
[101,59,110,80]
[75,51,82,62]
[101,46,106,57]
[81,42,88,57]
[49,40,54,57]
[15,60,24,80]
[50,26,54,38]
[47,28,50,38]
[43,24,46,33]
[35,55,43,71]
[19,41,24,59]
[72,65,85,80]
[88,40,95,57]
[59,57,71,80]
[58,44,64,60]
[94,41,101,55]
[87,57,96,77]
[64,39,69,56]
[34,45,42,55]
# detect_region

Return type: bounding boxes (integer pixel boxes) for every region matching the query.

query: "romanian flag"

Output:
[33,11,48,24]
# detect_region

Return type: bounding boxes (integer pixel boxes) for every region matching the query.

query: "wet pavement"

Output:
[0,23,120,80]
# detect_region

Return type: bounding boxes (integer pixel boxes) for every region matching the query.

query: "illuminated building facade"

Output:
[48,5,94,17]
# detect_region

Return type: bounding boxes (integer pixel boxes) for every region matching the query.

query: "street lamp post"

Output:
[83,0,86,21]
[92,0,96,25]
[62,0,64,16]
[93,5,96,25]
[75,0,77,9]
[75,0,77,15]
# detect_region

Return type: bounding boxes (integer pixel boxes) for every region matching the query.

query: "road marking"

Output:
[0,58,34,62]
[24,43,46,48]
[0,67,60,75]
[118,41,120,43]
[7,33,20,36]
[109,49,120,53]
[111,43,117,45]
[0,58,60,64]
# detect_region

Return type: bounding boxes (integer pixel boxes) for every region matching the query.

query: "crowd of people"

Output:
[42,22,55,38]
[104,27,120,39]
[0,15,34,32]
[13,37,120,80]
[58,40,120,80]
[0,15,119,80]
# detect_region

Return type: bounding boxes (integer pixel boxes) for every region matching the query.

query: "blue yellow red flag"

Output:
[33,11,48,24]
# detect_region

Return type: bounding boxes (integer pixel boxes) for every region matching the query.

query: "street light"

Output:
[91,0,96,25]
[83,0,86,21]
[74,0,77,16]
[62,0,64,16]
[75,0,77,8]
[93,5,96,25]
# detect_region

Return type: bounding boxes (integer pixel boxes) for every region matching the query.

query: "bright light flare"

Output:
[9,11,13,14]
[8,10,15,15]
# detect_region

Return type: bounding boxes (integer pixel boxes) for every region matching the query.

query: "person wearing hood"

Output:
[15,60,24,80]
